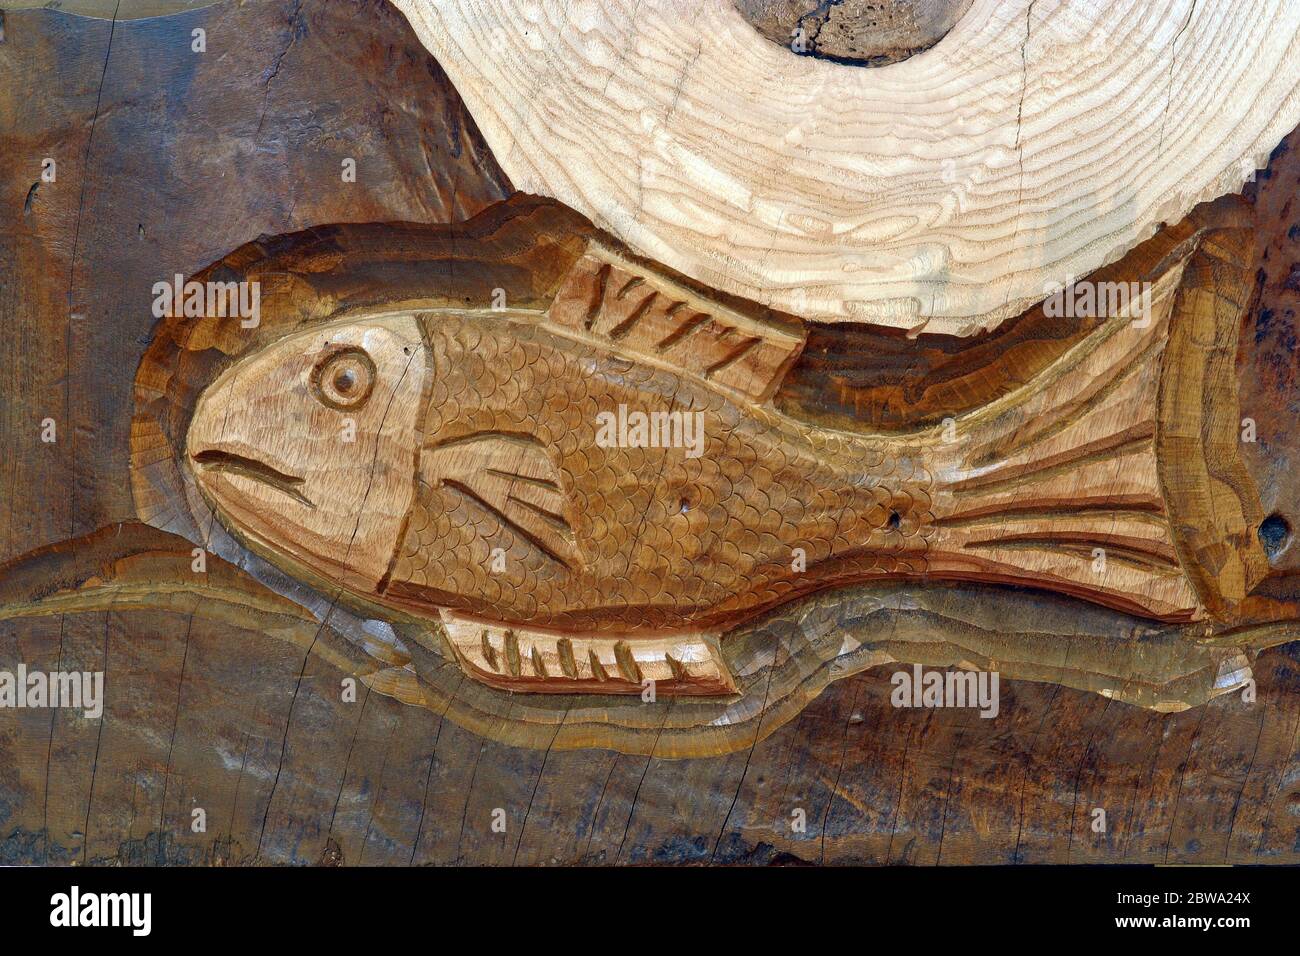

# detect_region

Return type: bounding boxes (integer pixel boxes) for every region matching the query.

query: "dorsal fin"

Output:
[546,238,805,403]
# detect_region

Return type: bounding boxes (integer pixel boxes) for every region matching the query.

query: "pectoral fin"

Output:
[423,432,581,567]
[439,610,737,696]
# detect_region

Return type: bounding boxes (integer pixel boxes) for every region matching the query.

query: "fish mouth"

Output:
[191,448,315,509]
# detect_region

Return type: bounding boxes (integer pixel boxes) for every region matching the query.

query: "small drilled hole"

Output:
[1258,513,1291,561]
[887,510,901,530]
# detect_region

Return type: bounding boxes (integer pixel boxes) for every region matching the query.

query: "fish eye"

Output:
[312,348,375,410]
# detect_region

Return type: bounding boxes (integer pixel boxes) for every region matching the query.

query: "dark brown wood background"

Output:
[1,0,1298,865]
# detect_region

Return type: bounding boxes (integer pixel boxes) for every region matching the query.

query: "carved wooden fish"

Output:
[183,230,1272,698]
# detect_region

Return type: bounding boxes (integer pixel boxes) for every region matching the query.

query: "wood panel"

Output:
[1,0,1298,865]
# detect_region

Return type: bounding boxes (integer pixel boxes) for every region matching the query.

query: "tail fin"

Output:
[927,231,1269,624]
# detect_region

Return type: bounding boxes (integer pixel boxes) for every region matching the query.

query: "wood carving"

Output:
[109,192,1275,703]
[5,0,1300,871]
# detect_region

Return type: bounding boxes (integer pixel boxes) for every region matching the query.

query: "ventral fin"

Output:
[547,238,806,403]
[423,433,581,568]
[439,611,738,696]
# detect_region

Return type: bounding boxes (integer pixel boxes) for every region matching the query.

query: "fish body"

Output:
[386,313,928,633]
[186,237,1271,695]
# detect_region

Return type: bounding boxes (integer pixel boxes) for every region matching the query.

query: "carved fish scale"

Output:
[384,313,931,632]
[182,226,1270,697]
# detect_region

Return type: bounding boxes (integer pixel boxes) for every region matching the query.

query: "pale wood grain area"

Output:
[391,0,1300,334]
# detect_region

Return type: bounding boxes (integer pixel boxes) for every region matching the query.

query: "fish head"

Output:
[186,314,428,593]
